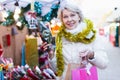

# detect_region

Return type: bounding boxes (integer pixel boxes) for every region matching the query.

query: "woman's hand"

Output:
[40,42,51,52]
[86,50,94,60]
[48,49,54,60]
[40,42,54,59]
[79,50,94,67]
[80,50,94,60]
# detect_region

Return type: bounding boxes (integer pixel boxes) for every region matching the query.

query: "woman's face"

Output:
[62,9,80,30]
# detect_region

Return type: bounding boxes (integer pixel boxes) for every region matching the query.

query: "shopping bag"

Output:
[72,68,81,80]
[25,38,38,68]
[72,66,98,80]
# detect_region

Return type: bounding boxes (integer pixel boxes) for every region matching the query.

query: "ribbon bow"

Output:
[28,12,37,19]
[85,63,92,75]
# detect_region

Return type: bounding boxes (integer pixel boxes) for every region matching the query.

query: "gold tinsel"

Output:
[55,19,96,76]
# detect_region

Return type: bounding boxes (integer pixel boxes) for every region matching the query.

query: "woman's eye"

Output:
[63,15,68,18]
[71,14,75,17]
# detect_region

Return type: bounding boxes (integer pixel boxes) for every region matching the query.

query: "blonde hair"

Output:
[57,0,84,22]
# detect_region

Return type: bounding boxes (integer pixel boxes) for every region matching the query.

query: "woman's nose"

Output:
[67,16,72,21]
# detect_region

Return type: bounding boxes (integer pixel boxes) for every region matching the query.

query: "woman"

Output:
[41,0,109,80]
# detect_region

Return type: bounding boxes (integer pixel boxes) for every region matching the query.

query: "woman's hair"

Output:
[57,0,84,22]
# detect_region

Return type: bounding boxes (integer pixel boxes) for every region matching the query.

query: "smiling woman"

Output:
[37,0,109,80]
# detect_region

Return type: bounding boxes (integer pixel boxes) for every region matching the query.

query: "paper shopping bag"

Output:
[72,66,98,80]
[72,68,81,80]
[25,37,38,68]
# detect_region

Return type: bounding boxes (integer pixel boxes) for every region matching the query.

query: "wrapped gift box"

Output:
[25,37,38,68]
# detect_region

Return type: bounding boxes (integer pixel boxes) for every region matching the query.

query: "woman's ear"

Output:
[79,19,81,22]
[78,14,81,22]
[79,18,81,22]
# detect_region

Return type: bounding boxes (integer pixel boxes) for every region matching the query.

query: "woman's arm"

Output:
[89,33,109,69]
[88,50,109,69]
[39,42,57,72]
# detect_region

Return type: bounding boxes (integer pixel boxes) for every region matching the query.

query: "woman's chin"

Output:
[66,26,76,30]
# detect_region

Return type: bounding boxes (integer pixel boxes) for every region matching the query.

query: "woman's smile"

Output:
[62,9,80,30]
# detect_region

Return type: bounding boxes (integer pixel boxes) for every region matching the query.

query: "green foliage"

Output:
[0,2,60,30]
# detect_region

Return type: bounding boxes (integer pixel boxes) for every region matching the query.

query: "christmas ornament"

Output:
[25,11,37,29]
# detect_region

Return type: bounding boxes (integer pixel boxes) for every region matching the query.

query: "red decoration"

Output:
[109,34,115,46]
[0,44,3,57]
[2,34,11,47]
[27,68,40,80]
[99,28,104,35]
[20,75,31,80]
[6,34,11,46]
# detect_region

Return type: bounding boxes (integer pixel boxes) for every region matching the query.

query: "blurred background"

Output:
[0,0,120,80]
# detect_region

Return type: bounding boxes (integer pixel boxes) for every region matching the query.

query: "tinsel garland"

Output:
[55,19,96,76]
[0,2,59,30]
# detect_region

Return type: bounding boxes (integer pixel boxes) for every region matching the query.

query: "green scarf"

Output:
[55,19,96,76]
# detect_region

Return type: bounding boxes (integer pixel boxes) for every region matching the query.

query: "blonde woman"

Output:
[40,0,109,80]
